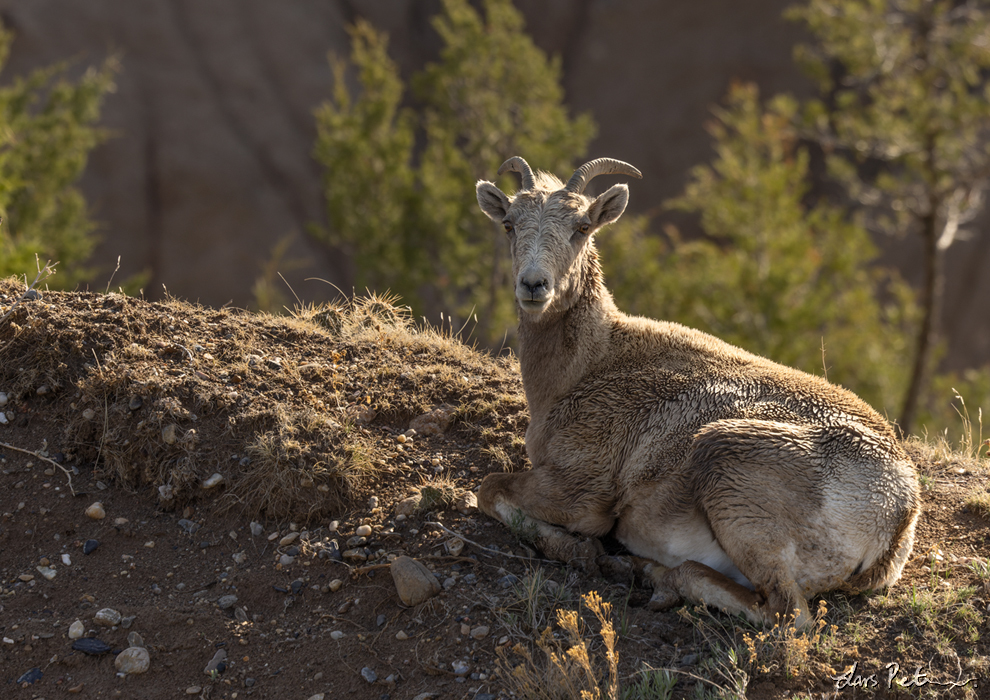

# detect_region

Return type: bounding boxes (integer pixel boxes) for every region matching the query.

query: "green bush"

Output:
[0,24,117,286]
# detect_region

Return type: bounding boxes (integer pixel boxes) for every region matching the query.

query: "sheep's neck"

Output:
[517,257,618,419]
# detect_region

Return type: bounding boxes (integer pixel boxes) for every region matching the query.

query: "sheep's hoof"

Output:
[568,537,605,576]
[597,554,635,580]
[648,585,683,612]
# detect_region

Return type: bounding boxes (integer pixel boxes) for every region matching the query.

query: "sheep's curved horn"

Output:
[497,156,536,191]
[565,158,642,194]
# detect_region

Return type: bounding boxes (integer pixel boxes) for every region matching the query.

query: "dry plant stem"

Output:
[0,440,77,496]
[425,521,558,565]
[0,259,57,328]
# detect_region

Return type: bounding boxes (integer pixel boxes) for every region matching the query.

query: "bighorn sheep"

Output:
[475,156,920,627]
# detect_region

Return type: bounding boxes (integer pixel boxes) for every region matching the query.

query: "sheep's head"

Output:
[476,156,641,319]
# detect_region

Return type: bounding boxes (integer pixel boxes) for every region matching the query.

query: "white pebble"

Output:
[68,620,85,639]
[61,554,71,566]
[355,524,372,537]
[201,473,224,489]
[85,502,106,520]
[0,392,7,406]
[330,630,344,640]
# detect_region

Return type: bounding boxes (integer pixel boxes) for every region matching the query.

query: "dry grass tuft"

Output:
[497,590,619,700]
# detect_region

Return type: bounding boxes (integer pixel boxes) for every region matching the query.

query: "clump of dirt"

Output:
[0,277,988,700]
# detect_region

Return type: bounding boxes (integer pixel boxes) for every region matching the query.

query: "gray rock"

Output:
[94,608,122,627]
[114,646,151,674]
[390,556,441,606]
[250,521,263,537]
[204,649,227,675]
[360,667,377,684]
[217,594,238,610]
[121,615,136,629]
[178,518,200,535]
[127,631,146,648]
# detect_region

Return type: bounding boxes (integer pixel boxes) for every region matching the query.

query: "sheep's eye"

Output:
[576,223,591,235]
[503,220,513,233]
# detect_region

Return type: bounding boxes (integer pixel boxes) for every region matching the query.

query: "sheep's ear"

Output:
[476,181,511,223]
[587,184,629,229]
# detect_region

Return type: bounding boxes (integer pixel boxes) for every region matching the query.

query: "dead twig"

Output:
[424,521,557,565]
[0,440,77,496]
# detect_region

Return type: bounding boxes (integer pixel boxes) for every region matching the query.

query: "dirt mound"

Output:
[0,278,988,699]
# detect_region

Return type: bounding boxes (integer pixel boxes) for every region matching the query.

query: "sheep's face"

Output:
[477,177,629,319]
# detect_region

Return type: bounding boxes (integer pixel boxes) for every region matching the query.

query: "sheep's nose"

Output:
[520,276,548,298]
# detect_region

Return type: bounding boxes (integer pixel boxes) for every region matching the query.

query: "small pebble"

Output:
[36,566,56,580]
[279,532,300,546]
[355,524,372,537]
[395,630,409,640]
[178,519,200,535]
[470,625,490,639]
[68,620,85,639]
[451,660,471,677]
[250,522,263,537]
[121,616,136,629]
[94,608,122,627]
[368,496,379,510]
[279,554,295,567]
[83,539,100,554]
[82,408,96,421]
[85,502,105,520]
[330,630,344,640]
[217,595,238,610]
[62,553,71,566]
[201,473,223,489]
[361,667,377,684]
[328,578,343,592]
[16,667,42,685]
[127,632,145,648]
[186,687,202,695]
[232,552,247,565]
[203,649,227,675]
[72,638,112,655]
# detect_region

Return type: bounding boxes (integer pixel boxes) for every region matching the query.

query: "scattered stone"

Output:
[390,556,441,606]
[376,614,386,627]
[290,579,304,595]
[308,695,325,700]
[328,579,343,592]
[232,552,247,565]
[250,521,263,537]
[279,532,300,546]
[16,667,42,685]
[68,683,84,693]
[355,524,373,537]
[158,484,174,500]
[201,473,224,489]
[498,574,519,588]
[203,649,227,675]
[68,620,85,639]
[470,625,490,640]
[346,535,367,547]
[36,565,56,580]
[217,594,238,610]
[178,518,200,535]
[409,405,453,436]
[680,653,698,666]
[342,548,367,562]
[185,686,202,695]
[412,694,439,700]
[127,632,145,648]
[115,646,150,674]
[121,616,136,629]
[451,659,471,677]
[360,667,377,684]
[445,538,465,556]
[455,490,478,514]
[72,638,112,655]
[463,573,478,585]
[336,600,353,614]
[82,408,96,421]
[234,607,248,623]
[129,395,143,411]
[94,608,122,627]
[244,678,256,688]
[368,495,379,510]
[330,630,344,640]
[162,424,179,444]
[0,392,7,406]
[328,520,339,532]
[395,495,421,516]
[85,502,105,520]
[37,384,50,395]
[443,577,456,590]
[279,554,295,567]
[83,539,100,555]
[395,630,409,640]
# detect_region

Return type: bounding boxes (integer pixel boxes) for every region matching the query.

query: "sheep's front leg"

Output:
[478,470,610,575]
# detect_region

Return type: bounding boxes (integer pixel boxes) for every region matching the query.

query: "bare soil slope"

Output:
[0,278,987,699]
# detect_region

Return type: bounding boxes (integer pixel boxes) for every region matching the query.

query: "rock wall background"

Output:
[0,0,986,370]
